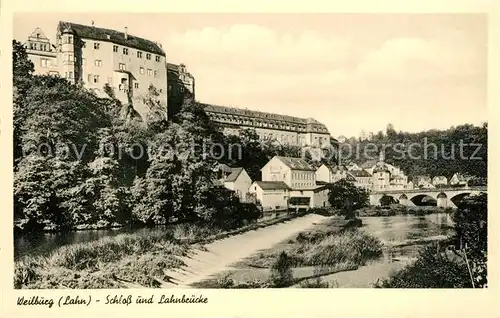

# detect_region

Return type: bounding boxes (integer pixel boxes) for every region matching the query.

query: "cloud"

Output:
[165,24,351,74]
[164,24,486,137]
[356,37,484,80]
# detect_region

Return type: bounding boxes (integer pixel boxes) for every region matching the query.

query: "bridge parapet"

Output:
[372,186,487,195]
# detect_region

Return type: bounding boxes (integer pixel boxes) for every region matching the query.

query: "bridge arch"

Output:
[450,192,472,208]
[409,194,437,206]
[379,194,398,206]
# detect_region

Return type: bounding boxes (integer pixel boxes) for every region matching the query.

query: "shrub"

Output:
[270,252,294,287]
[374,244,472,288]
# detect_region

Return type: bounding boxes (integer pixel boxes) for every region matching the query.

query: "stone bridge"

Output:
[369,186,487,209]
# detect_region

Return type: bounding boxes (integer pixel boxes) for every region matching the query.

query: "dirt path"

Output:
[161,214,328,288]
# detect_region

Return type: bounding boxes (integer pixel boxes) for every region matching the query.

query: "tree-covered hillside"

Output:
[339,123,487,179]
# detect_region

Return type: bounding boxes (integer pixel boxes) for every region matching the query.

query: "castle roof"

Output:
[200,103,329,134]
[57,21,165,56]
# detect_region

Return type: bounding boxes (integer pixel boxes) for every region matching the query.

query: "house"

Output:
[412,175,432,187]
[449,173,471,186]
[315,163,336,183]
[347,169,373,191]
[261,156,316,189]
[248,181,291,211]
[260,156,330,209]
[331,165,348,183]
[346,162,362,171]
[432,176,448,187]
[218,166,252,202]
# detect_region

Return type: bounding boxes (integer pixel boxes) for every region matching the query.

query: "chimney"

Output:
[124,27,128,40]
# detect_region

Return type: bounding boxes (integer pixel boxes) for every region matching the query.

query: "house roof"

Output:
[275,156,316,171]
[57,21,165,56]
[360,160,377,169]
[348,169,372,178]
[225,167,244,182]
[253,181,291,190]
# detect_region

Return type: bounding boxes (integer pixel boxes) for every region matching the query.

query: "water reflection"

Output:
[14,226,176,260]
[360,214,454,261]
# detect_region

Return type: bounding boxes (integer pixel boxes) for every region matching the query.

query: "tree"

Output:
[328,179,369,219]
[452,193,487,287]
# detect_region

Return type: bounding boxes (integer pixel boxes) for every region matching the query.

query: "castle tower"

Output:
[59,25,76,84]
[378,149,385,163]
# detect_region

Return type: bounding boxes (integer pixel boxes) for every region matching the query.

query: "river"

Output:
[320,212,456,287]
[15,212,455,267]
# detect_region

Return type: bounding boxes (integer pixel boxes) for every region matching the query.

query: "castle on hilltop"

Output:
[201,104,333,147]
[21,21,331,147]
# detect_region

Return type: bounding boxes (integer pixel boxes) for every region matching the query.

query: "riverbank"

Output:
[191,217,384,288]
[357,205,455,217]
[14,211,315,289]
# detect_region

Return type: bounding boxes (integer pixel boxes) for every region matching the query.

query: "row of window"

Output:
[292,172,314,180]
[61,35,162,62]
[111,44,161,62]
[29,42,50,52]
[292,182,314,188]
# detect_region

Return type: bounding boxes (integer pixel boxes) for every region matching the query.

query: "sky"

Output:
[13,13,488,138]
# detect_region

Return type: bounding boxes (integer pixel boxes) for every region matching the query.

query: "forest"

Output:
[339,122,487,180]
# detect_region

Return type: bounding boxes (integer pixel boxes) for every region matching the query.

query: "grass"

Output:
[14,211,311,289]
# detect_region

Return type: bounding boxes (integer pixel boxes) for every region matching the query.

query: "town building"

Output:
[359,130,374,141]
[248,181,290,212]
[449,173,471,187]
[218,164,252,202]
[412,175,432,188]
[255,156,329,210]
[201,104,333,148]
[315,164,335,183]
[347,169,373,191]
[432,176,448,187]
[22,21,168,120]
[370,152,411,191]
[346,162,362,171]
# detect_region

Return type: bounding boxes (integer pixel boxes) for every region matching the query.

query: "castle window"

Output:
[123,48,129,55]
[40,58,48,68]
[68,36,73,44]
[119,63,126,70]
[93,75,99,83]
[137,51,143,58]
[140,67,144,74]
[94,60,102,67]
[94,42,100,50]
[147,69,152,76]
[67,54,74,62]
[146,53,151,60]
[155,56,160,62]
[36,33,40,38]
[30,43,34,50]
[113,45,118,52]
[154,70,158,77]
[134,83,139,89]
